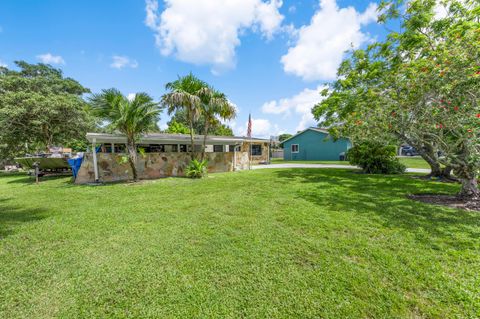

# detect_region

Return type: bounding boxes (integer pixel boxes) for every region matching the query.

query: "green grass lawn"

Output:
[270,158,350,165]
[1,170,479,318]
[398,156,432,169]
[271,156,431,169]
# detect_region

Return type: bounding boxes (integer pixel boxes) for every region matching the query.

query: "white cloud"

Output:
[110,55,138,69]
[144,0,284,73]
[36,53,65,65]
[235,117,282,138]
[158,121,168,131]
[145,0,159,29]
[262,85,326,132]
[0,60,7,68]
[433,1,460,19]
[281,0,378,81]
[127,93,136,101]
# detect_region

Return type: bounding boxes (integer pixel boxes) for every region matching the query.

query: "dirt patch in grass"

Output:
[408,194,480,211]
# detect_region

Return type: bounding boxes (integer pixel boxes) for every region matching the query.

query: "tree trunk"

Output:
[425,158,442,176]
[126,139,138,182]
[189,127,195,160]
[201,120,209,161]
[43,124,53,152]
[454,166,479,199]
[398,133,453,179]
[458,178,479,198]
[440,166,456,180]
[417,142,446,178]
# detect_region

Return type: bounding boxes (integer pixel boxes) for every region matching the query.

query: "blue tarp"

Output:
[67,156,84,179]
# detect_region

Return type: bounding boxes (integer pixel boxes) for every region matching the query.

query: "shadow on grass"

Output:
[274,169,480,250]
[0,198,48,239]
[1,173,141,189]
[5,174,73,185]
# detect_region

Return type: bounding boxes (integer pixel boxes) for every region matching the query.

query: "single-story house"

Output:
[282,127,351,161]
[75,133,270,184]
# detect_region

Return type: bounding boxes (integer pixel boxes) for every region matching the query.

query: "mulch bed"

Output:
[408,194,480,211]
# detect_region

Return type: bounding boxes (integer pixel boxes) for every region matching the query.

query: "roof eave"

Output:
[85,133,269,145]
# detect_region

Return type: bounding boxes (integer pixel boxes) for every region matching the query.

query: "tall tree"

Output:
[90,89,162,181]
[165,120,190,134]
[0,61,94,164]
[167,109,235,136]
[162,73,206,159]
[313,0,479,198]
[278,134,293,142]
[212,124,234,136]
[198,87,236,160]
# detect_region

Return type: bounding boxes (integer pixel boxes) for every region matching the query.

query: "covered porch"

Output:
[75,133,270,183]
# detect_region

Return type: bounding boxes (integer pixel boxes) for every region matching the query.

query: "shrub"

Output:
[185,159,208,178]
[347,141,406,174]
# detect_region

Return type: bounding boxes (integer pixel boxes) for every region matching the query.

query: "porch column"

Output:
[92,138,99,182]
[111,143,115,154]
[233,144,236,171]
[267,143,270,164]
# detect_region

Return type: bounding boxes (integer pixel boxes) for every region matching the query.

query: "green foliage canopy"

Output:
[89,89,163,181]
[165,120,191,134]
[0,61,95,161]
[279,134,293,142]
[313,0,480,197]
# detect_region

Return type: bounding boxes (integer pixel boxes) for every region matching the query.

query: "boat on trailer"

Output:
[15,156,71,172]
[15,147,75,175]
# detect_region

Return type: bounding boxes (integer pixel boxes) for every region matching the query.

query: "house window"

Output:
[213,145,224,152]
[291,144,299,153]
[146,144,164,153]
[180,144,188,152]
[104,144,113,153]
[187,144,203,152]
[164,144,178,152]
[151,145,165,152]
[114,144,126,153]
[251,144,262,156]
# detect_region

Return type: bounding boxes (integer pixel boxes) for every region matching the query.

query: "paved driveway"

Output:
[252,163,430,174]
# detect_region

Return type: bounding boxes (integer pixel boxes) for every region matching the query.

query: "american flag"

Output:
[247,113,252,138]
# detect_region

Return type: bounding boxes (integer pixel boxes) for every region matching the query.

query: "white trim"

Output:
[92,138,99,182]
[86,133,269,145]
[267,143,270,164]
[233,145,236,171]
[291,144,299,153]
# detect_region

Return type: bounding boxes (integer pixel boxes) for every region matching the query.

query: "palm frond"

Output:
[88,89,161,138]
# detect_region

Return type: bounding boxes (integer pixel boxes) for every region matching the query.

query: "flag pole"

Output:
[249,136,252,170]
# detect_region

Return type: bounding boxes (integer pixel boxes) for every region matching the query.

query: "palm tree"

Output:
[162,73,206,159]
[89,89,161,181]
[198,88,236,160]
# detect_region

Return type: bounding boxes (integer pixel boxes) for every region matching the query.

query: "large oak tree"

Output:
[0,61,95,164]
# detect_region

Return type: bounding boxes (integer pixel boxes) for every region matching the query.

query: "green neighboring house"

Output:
[282,127,351,161]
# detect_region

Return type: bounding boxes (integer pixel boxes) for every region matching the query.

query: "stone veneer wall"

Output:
[75,151,250,184]
[239,142,270,164]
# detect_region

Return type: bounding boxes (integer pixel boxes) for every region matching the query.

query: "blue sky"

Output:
[0,0,388,138]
